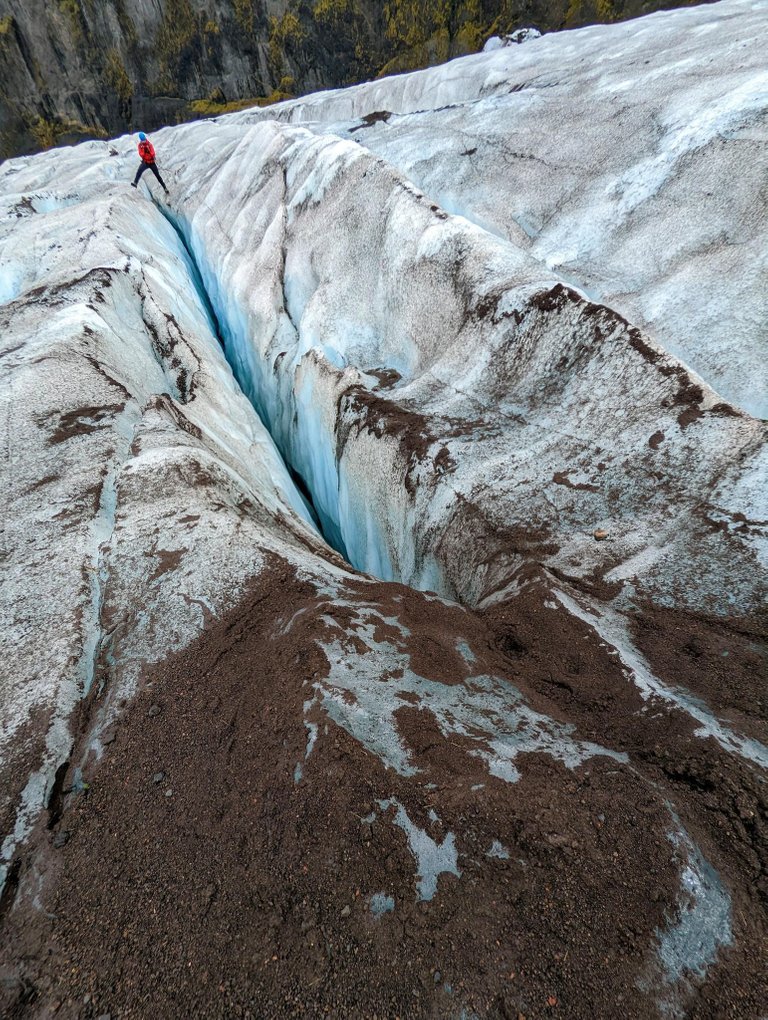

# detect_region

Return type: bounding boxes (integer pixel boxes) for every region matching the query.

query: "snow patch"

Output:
[486,840,510,859]
[640,810,733,1014]
[369,891,396,917]
[0,264,22,305]
[658,825,732,983]
[483,28,542,50]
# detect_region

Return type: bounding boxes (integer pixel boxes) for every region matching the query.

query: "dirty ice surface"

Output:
[147,10,766,620]
[657,821,733,985]
[0,11,764,1007]
[0,158,334,883]
[637,811,734,1017]
[377,798,461,902]
[310,602,627,781]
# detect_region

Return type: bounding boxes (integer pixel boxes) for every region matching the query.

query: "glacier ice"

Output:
[152,108,765,618]
[377,798,460,902]
[224,0,767,417]
[0,5,764,1005]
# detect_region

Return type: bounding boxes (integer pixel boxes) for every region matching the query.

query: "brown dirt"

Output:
[1,559,766,1019]
[47,404,125,445]
[365,367,403,390]
[349,111,392,133]
[551,471,599,492]
[148,547,189,582]
[340,386,439,496]
[629,603,768,744]
[0,705,54,885]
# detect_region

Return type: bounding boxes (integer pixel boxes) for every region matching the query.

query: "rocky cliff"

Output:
[0,0,702,160]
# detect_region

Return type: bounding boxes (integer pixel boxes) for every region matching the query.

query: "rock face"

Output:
[0,0,282,157]
[0,0,705,159]
[0,2,766,1017]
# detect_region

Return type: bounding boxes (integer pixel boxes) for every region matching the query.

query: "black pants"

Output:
[133,161,167,190]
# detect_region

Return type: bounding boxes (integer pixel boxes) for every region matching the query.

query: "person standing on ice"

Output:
[130,132,169,194]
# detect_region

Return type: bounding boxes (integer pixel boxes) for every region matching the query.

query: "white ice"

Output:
[221,0,767,417]
[377,798,460,901]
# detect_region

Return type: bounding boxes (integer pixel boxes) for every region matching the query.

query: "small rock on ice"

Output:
[483,27,541,50]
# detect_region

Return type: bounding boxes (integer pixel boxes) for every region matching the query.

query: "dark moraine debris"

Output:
[349,111,392,133]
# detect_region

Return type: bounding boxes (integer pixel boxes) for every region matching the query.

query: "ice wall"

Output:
[225,0,768,419]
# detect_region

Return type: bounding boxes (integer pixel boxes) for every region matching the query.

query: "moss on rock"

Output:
[104,49,133,103]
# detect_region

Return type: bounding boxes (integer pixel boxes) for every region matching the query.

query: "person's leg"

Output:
[132,162,148,187]
[149,163,169,193]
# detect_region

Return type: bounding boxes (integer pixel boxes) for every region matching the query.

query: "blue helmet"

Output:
[138,132,147,141]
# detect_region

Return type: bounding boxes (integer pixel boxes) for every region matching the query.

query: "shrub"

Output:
[155,0,198,93]
[30,116,57,149]
[58,0,87,45]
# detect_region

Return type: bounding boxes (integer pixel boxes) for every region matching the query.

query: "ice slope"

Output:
[0,148,345,882]
[156,115,766,616]
[1,155,735,1008]
[223,0,768,419]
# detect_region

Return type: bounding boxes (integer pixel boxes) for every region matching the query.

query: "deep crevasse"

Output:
[150,109,767,617]
[156,199,401,579]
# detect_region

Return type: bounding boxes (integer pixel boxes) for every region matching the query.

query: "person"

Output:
[131,132,169,193]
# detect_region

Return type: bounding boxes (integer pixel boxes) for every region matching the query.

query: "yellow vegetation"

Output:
[30,116,57,150]
[188,82,295,118]
[233,0,255,35]
[58,0,85,44]
[104,49,133,102]
[268,10,307,78]
[597,0,616,20]
[29,115,105,150]
[565,0,583,25]
[313,0,355,21]
[155,0,197,93]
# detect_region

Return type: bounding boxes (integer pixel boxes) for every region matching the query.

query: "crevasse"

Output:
[155,202,350,551]
[156,200,411,581]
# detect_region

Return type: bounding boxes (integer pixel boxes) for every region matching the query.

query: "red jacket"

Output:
[138,139,155,164]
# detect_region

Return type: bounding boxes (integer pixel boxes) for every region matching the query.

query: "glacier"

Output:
[0,1,766,1017]
[154,113,766,615]
[229,0,768,420]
